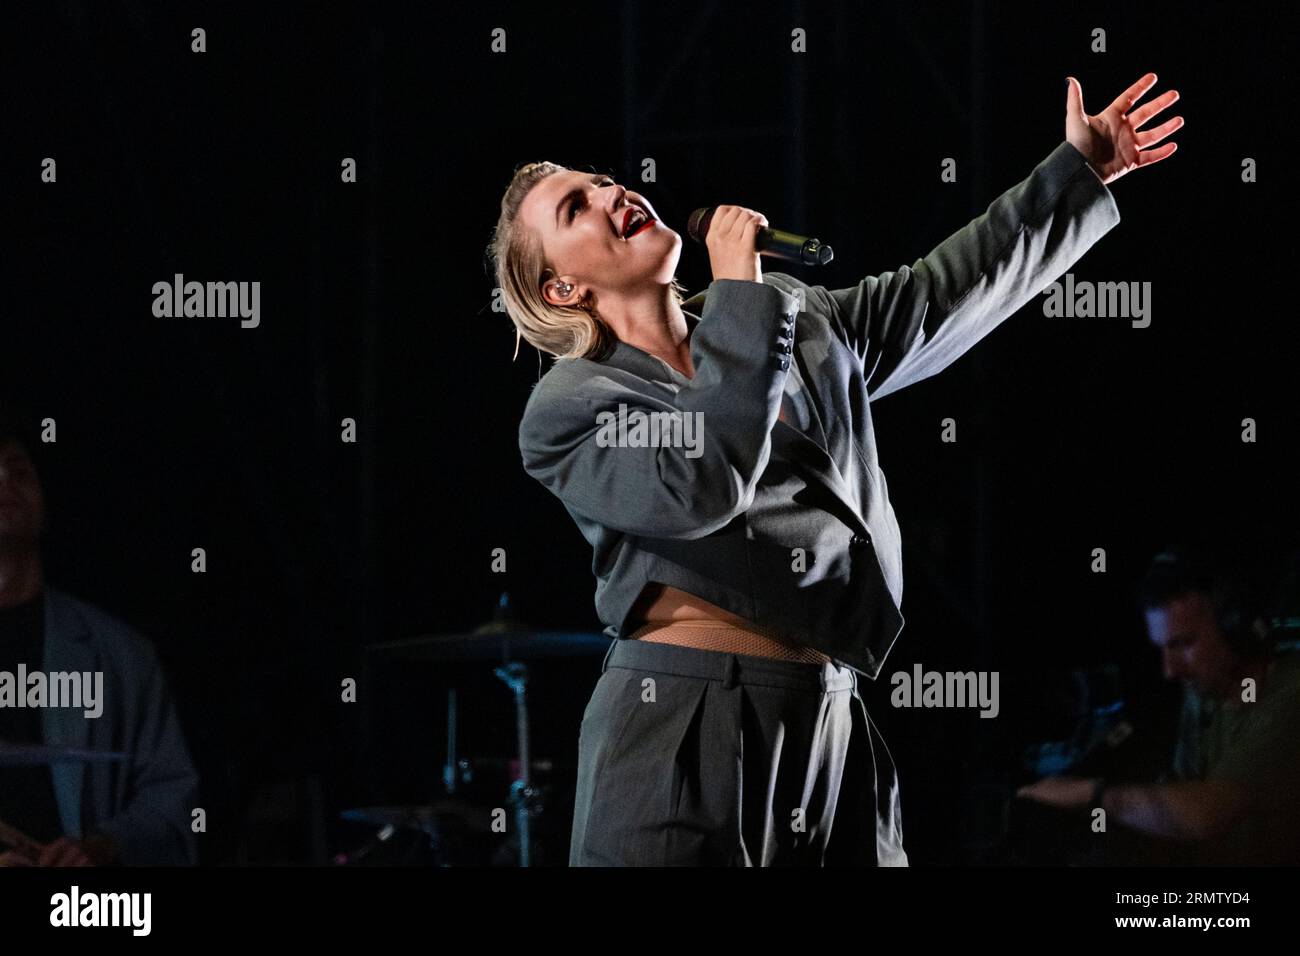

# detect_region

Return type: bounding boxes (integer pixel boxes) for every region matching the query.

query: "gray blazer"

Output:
[519,140,1120,678]
[42,586,200,864]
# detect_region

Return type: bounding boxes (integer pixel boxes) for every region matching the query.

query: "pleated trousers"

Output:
[569,637,908,866]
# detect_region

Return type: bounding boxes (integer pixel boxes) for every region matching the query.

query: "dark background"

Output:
[3,0,1297,864]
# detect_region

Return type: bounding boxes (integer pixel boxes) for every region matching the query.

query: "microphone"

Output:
[687,207,834,266]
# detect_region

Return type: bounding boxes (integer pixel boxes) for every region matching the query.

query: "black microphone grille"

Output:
[687,207,715,244]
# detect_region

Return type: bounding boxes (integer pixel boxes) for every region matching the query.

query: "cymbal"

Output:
[0,741,126,767]
[368,629,610,663]
[341,802,494,833]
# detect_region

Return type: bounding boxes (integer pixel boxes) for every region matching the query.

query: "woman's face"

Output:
[519,171,681,308]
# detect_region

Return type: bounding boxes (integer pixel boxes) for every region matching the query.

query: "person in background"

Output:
[0,411,199,866]
[1018,547,1300,865]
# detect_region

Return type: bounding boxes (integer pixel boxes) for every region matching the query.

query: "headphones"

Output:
[1143,548,1270,658]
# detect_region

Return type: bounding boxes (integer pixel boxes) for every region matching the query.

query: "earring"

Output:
[556,282,573,297]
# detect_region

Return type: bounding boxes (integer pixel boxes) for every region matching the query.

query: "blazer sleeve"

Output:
[519,278,800,539]
[825,140,1121,401]
[95,639,200,866]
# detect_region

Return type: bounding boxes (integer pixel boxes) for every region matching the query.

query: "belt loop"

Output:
[722,654,738,689]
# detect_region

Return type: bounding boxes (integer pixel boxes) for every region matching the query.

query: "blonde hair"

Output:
[487,161,688,361]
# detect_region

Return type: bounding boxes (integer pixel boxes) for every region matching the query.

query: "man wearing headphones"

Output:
[1018,547,1300,865]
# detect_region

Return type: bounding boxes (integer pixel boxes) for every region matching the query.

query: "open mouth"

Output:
[621,207,655,239]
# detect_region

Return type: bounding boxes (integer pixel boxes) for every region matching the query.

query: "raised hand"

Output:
[1065,72,1184,185]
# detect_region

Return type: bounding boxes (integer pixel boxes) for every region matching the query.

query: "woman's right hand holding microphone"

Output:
[705,205,769,284]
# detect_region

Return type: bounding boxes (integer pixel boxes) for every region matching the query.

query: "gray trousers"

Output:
[569,638,908,866]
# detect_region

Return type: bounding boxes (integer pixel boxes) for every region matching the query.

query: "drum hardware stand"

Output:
[493,661,542,867]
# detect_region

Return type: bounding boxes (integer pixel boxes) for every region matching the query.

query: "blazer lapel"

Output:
[42,586,94,838]
[601,311,699,389]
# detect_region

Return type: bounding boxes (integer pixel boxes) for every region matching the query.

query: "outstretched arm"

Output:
[825,72,1182,402]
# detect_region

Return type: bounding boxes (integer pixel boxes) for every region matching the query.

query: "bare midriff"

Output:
[626,582,833,665]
